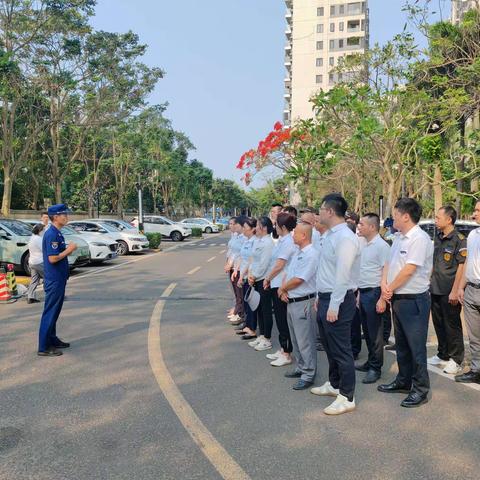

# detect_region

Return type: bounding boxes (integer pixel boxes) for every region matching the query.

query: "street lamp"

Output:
[136,177,144,232]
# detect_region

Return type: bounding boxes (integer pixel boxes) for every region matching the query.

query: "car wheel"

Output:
[205,227,213,234]
[170,231,183,242]
[116,240,129,256]
[22,252,31,276]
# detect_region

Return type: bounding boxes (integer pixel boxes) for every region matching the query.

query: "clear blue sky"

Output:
[92,0,447,187]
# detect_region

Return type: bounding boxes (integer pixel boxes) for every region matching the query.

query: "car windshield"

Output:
[97,222,118,233]
[61,226,77,235]
[105,220,134,230]
[0,220,33,236]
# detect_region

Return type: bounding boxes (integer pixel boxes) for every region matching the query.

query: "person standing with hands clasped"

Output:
[38,204,77,357]
[378,198,433,407]
[312,193,360,415]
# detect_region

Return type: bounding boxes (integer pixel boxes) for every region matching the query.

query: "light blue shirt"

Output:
[226,232,237,261]
[268,233,297,289]
[250,235,274,281]
[239,236,255,275]
[316,223,360,313]
[285,243,318,298]
[232,233,246,269]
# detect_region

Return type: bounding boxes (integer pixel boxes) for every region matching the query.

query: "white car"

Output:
[132,215,192,242]
[179,218,219,233]
[84,219,149,255]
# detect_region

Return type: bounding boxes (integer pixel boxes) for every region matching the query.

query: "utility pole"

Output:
[136,176,144,232]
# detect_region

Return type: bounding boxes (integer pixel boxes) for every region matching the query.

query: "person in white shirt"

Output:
[26,223,46,304]
[248,217,275,351]
[378,198,433,408]
[355,213,391,384]
[312,193,360,416]
[279,222,318,390]
[264,212,298,367]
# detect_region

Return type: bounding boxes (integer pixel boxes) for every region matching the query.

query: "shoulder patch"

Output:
[457,233,465,240]
[460,249,467,257]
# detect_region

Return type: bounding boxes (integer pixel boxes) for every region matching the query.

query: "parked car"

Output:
[83,219,149,255]
[0,219,90,274]
[179,218,219,233]
[102,219,138,232]
[418,219,478,240]
[132,215,192,242]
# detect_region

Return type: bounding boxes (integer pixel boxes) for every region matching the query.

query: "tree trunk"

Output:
[1,164,13,216]
[433,164,443,213]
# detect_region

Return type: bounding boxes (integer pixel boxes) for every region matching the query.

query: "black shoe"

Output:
[241,334,257,340]
[292,379,313,390]
[362,369,381,384]
[27,298,41,304]
[235,329,247,335]
[37,348,63,357]
[401,392,428,408]
[355,362,370,372]
[54,340,70,348]
[385,343,396,351]
[377,380,411,394]
[455,370,480,384]
[234,323,246,331]
[284,371,302,378]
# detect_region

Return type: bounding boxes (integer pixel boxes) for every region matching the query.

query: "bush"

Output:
[191,227,203,237]
[146,233,162,249]
[216,224,224,231]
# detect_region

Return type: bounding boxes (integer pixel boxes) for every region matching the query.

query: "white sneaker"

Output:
[266,349,282,360]
[310,381,340,397]
[248,336,262,348]
[228,314,241,323]
[427,355,448,366]
[324,394,356,415]
[270,354,292,367]
[255,339,272,351]
[443,359,463,375]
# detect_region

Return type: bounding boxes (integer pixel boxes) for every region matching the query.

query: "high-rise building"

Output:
[451,0,479,24]
[284,1,369,125]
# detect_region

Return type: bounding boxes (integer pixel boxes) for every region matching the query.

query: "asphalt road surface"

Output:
[1,232,479,480]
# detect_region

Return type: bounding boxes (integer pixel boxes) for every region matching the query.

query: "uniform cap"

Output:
[47,204,72,216]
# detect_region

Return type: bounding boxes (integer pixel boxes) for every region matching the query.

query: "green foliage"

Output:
[145,233,161,249]
[191,227,203,237]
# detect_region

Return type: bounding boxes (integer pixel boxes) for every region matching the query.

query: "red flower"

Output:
[273,121,282,131]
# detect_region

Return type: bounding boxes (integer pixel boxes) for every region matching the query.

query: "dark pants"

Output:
[255,280,273,338]
[270,287,292,353]
[317,291,356,401]
[359,287,384,373]
[392,292,431,395]
[242,282,257,331]
[351,301,362,358]
[38,280,66,352]
[383,305,392,343]
[229,270,244,319]
[431,293,464,365]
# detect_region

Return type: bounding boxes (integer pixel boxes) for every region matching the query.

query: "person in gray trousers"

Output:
[27,223,45,304]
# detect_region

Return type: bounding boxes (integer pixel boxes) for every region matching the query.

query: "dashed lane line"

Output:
[187,266,201,275]
[219,249,226,254]
[207,256,216,263]
[148,283,251,480]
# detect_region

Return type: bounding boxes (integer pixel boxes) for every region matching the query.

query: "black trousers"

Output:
[229,270,244,319]
[382,305,392,343]
[255,280,273,338]
[270,287,292,353]
[359,287,384,373]
[431,293,464,365]
[317,291,356,401]
[242,282,257,331]
[392,292,431,395]
[351,302,362,358]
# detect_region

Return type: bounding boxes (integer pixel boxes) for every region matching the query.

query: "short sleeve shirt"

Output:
[285,244,318,298]
[359,234,391,289]
[42,225,69,283]
[465,227,480,283]
[430,229,467,295]
[268,233,297,289]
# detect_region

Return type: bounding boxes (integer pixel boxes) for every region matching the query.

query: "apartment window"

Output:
[339,22,344,31]
[338,73,343,81]
[339,4,345,14]
[317,6,324,16]
[330,23,335,32]
[339,39,344,48]
[329,39,335,49]
[329,57,334,66]
[347,36,361,46]
[330,5,335,15]
[316,74,323,84]
[362,1,366,13]
[329,73,335,84]
[316,57,323,67]
[317,24,324,33]
[347,2,362,15]
[316,41,324,50]
[361,19,365,31]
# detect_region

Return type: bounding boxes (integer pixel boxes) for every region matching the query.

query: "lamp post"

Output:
[136,177,144,232]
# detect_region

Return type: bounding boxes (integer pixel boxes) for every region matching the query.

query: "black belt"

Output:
[358,287,380,293]
[392,291,429,300]
[317,290,354,300]
[467,282,480,289]
[288,293,316,304]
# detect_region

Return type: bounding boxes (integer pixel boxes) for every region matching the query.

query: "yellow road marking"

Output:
[207,256,216,263]
[148,283,251,480]
[187,266,201,275]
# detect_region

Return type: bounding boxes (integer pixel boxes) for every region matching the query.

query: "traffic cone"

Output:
[0,269,12,302]
[6,264,18,297]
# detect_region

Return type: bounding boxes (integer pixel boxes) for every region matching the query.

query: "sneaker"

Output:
[270,354,292,367]
[266,349,282,360]
[310,381,340,397]
[427,355,448,366]
[443,359,463,375]
[255,339,273,351]
[324,394,356,415]
[248,336,263,348]
[228,314,240,323]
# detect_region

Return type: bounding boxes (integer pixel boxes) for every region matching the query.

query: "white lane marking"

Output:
[210,243,217,246]
[219,249,226,254]
[207,256,216,263]
[187,266,201,275]
[199,243,206,246]
[162,283,177,298]
[148,287,250,480]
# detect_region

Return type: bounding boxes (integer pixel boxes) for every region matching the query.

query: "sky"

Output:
[91,0,450,188]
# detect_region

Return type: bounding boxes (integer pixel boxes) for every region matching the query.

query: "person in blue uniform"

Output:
[37,204,77,357]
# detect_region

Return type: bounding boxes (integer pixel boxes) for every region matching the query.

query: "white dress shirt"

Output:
[28,234,44,266]
[285,244,318,298]
[387,225,433,294]
[359,234,391,289]
[249,235,274,281]
[316,223,360,313]
[268,233,297,289]
[465,227,480,282]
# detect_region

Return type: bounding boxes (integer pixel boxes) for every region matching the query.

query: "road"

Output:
[1,232,479,480]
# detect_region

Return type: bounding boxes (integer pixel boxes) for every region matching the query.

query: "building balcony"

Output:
[285,43,291,51]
